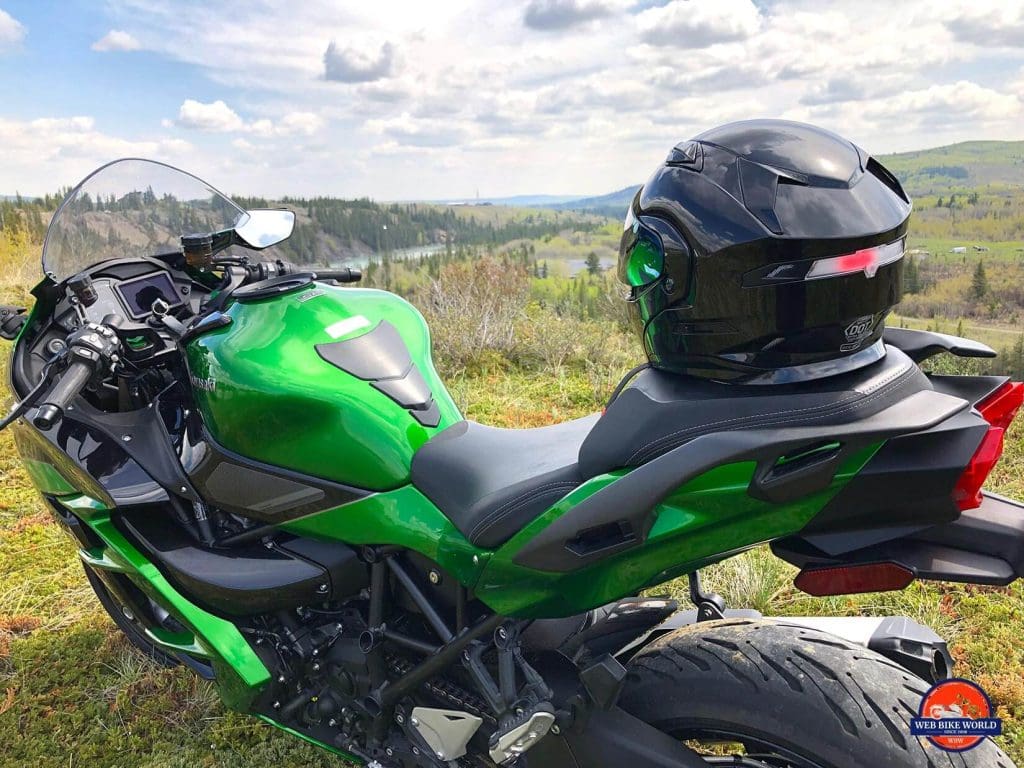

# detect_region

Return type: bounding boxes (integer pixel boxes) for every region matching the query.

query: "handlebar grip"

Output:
[32,358,94,430]
[313,267,362,283]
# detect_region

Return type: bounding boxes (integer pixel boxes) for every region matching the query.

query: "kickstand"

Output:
[688,572,726,622]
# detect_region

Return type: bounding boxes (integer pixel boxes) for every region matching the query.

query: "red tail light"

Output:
[794,562,915,597]
[953,427,1005,511]
[952,381,1023,512]
[977,381,1024,430]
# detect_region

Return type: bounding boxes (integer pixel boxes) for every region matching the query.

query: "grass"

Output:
[2,231,1024,765]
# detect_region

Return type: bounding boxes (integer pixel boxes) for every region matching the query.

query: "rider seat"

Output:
[412,347,929,550]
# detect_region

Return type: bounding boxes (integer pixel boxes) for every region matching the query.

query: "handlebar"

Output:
[32,358,94,430]
[311,267,362,283]
[31,322,122,431]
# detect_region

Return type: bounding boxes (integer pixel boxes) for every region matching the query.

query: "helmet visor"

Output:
[619,209,664,287]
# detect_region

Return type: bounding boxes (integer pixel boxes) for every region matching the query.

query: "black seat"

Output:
[411,415,600,549]
[578,345,929,478]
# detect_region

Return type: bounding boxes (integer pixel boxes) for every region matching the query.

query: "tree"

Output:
[585,251,602,276]
[971,260,988,300]
[903,255,920,293]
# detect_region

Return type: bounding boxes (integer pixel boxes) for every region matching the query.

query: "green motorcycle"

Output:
[3,154,1022,768]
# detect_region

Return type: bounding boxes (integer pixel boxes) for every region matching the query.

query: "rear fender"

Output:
[774,491,1024,587]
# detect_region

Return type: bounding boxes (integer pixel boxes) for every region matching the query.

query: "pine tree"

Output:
[585,251,602,276]
[903,255,920,293]
[971,260,988,300]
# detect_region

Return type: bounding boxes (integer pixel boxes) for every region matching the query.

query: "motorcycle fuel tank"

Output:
[185,281,461,490]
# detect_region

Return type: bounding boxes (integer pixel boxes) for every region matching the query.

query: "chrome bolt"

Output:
[277,675,286,684]
[551,724,561,735]
[472,555,479,565]
[410,717,419,727]
[428,570,441,585]
[328,718,337,728]
[497,627,508,641]
[122,435,132,442]
[412,747,420,756]
[272,701,281,710]
[436,751,444,759]
[385,748,393,757]
[317,583,329,593]
[121,606,134,621]
[312,662,321,672]
[396,714,405,725]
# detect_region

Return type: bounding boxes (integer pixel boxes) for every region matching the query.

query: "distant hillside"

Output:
[876,141,1024,196]
[547,185,640,218]
[533,141,1024,217]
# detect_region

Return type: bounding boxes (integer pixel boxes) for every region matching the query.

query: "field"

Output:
[2,225,1024,767]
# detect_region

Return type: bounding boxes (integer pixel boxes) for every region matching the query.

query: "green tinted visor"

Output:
[619,208,665,288]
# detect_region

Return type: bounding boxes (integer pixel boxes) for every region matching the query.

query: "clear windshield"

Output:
[42,158,248,279]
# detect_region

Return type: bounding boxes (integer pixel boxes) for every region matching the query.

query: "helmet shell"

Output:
[621,119,912,383]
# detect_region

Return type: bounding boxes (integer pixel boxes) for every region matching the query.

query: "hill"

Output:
[547,185,640,217]
[877,140,1024,197]
[534,140,1024,216]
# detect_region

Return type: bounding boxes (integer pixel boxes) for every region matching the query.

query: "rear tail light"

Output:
[794,562,915,597]
[952,381,1023,511]
[953,428,1004,511]
[977,381,1024,431]
[805,239,905,281]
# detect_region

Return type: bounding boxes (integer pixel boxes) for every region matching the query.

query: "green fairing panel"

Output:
[282,485,492,586]
[281,445,880,619]
[185,283,461,490]
[476,444,882,618]
[59,495,271,710]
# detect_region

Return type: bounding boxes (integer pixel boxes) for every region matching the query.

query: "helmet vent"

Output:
[866,157,909,204]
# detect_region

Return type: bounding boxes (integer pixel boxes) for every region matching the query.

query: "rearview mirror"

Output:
[234,209,295,250]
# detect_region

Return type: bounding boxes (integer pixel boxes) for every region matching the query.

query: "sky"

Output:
[0,0,1022,200]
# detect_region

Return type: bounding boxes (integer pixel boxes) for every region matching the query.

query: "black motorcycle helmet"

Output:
[619,119,912,383]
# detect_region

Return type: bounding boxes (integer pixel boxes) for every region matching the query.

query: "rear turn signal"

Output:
[794,562,915,597]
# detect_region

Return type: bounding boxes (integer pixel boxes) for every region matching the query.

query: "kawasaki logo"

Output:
[190,374,216,392]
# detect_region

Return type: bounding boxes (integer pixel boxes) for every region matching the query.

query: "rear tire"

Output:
[619,618,1015,768]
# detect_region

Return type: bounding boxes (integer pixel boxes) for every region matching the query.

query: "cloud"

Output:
[250,111,324,137]
[637,0,762,47]
[366,113,469,148]
[0,115,194,191]
[800,78,867,106]
[523,0,611,30]
[944,3,1024,47]
[0,8,25,49]
[91,29,142,52]
[174,99,325,138]
[323,41,395,83]
[177,99,245,132]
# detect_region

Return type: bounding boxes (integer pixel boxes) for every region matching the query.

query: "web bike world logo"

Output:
[910,679,1002,752]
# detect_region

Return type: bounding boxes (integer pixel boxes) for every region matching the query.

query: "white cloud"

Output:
[523,0,612,30]
[323,41,396,83]
[0,115,194,194]
[0,8,25,49]
[637,0,762,47]
[4,0,1024,199]
[91,29,142,52]
[177,99,245,132]
[174,99,326,139]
